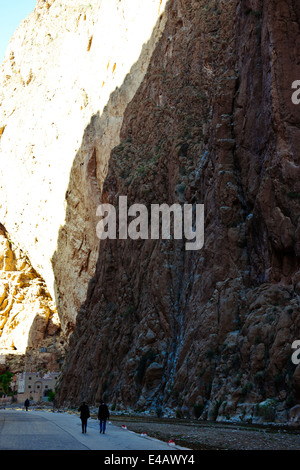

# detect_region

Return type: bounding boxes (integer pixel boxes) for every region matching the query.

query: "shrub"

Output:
[254,371,265,384]
[212,400,222,421]
[206,349,214,359]
[256,399,277,421]
[241,382,253,396]
[136,350,156,382]
[0,371,13,395]
[193,403,204,419]
[47,390,56,402]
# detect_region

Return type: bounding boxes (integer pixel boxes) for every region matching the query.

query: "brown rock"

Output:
[0,0,299,423]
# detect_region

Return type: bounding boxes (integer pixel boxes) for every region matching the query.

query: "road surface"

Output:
[0,408,189,451]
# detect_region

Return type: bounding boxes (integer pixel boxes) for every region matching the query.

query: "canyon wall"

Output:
[0,0,168,336]
[57,0,300,422]
[1,0,300,422]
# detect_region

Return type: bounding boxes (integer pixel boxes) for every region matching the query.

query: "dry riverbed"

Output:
[109,416,300,450]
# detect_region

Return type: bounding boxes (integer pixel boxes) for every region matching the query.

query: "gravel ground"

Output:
[110,416,300,450]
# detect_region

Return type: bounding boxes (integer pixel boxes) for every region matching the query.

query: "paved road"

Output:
[0,409,189,451]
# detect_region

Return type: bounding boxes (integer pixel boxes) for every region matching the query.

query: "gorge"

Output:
[0,0,300,424]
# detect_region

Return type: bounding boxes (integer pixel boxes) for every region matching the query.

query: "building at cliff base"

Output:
[17,371,60,403]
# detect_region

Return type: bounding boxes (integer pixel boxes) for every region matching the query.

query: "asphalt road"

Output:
[0,409,189,451]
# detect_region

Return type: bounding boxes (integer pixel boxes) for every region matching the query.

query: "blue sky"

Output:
[0,0,37,63]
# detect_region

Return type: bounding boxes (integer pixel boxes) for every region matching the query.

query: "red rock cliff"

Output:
[56,0,300,422]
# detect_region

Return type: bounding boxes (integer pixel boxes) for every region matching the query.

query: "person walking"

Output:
[78,401,90,434]
[24,398,30,411]
[98,400,110,434]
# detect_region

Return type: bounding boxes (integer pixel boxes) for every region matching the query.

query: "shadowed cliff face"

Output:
[56,0,300,422]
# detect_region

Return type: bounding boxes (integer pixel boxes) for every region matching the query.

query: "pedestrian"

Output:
[78,401,90,433]
[98,400,110,434]
[24,398,30,411]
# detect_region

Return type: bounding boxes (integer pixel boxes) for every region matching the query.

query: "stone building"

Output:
[17,371,60,403]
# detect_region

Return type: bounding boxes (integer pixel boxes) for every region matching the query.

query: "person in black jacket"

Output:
[98,401,110,434]
[78,401,90,433]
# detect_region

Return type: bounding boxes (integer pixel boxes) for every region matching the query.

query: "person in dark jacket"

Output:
[24,398,30,411]
[98,401,110,434]
[78,401,90,433]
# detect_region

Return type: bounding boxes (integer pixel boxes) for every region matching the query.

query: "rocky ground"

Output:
[109,416,300,450]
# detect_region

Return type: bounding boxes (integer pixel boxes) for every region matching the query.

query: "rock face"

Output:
[0,0,169,334]
[0,224,64,373]
[1,0,300,422]
[56,0,300,422]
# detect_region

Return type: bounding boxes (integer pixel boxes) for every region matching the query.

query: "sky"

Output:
[0,0,37,63]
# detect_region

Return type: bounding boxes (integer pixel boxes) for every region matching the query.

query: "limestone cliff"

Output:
[0,224,64,373]
[0,0,168,335]
[1,0,300,423]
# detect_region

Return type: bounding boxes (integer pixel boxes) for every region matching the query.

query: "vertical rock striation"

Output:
[57,0,300,422]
